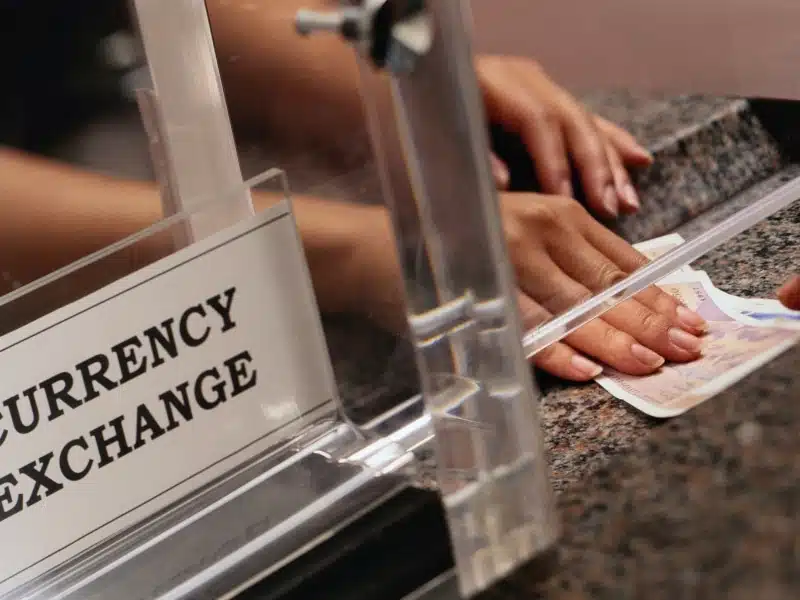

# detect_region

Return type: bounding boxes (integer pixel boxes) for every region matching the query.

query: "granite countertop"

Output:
[52,90,799,598]
[522,344,800,600]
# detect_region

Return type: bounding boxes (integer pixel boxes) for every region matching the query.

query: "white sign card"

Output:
[0,201,338,595]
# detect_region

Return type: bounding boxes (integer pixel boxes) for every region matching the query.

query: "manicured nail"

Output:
[668,328,703,353]
[559,180,574,198]
[603,185,618,216]
[676,306,708,332]
[571,355,604,378]
[490,155,510,188]
[636,146,655,164]
[619,183,641,211]
[631,343,665,368]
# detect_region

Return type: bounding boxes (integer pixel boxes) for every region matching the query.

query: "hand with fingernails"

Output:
[478,56,652,219]
[501,194,706,380]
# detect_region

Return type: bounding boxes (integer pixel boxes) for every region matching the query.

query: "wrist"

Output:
[252,192,402,324]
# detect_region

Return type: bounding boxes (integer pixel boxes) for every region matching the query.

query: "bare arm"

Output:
[0,148,159,284]
[0,148,718,383]
[206,0,370,151]
[0,147,398,317]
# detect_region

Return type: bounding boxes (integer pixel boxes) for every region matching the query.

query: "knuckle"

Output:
[602,325,633,351]
[549,194,576,212]
[572,134,607,163]
[533,343,559,363]
[595,262,628,289]
[650,290,680,313]
[504,221,525,254]
[541,107,560,128]
[543,162,572,187]
[532,287,561,310]
[525,102,550,126]
[520,200,560,227]
[638,307,670,336]
[535,285,585,312]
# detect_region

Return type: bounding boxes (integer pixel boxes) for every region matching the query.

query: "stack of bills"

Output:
[593,233,800,418]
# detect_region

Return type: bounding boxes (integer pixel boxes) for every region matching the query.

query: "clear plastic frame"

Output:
[0,170,431,600]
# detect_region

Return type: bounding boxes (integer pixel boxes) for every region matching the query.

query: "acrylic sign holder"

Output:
[0,166,448,600]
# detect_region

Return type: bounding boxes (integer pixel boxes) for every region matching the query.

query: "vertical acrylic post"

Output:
[130,0,253,239]
[298,1,560,595]
[384,4,559,595]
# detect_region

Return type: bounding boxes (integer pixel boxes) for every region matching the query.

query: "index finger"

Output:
[559,105,619,218]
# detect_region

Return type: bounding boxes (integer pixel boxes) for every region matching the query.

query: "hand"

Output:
[777,275,800,310]
[501,193,707,381]
[477,56,653,219]
[348,193,707,382]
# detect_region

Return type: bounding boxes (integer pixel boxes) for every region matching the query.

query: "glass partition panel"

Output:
[0,169,422,600]
[0,4,425,592]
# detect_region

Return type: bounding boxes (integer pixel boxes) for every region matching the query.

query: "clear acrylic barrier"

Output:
[0,169,431,599]
[140,0,800,437]
[305,1,800,370]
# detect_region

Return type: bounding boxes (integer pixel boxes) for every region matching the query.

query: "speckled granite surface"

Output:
[325,200,799,522]
[584,92,783,243]
[516,344,800,600]
[251,93,800,598]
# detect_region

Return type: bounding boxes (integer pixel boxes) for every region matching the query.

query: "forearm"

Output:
[0,148,392,319]
[0,148,161,284]
[285,191,397,317]
[206,0,372,149]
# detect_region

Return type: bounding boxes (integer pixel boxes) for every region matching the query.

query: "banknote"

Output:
[700,278,800,328]
[634,233,800,329]
[633,233,695,278]
[595,276,800,418]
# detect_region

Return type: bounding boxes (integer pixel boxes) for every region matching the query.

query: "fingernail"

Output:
[493,163,510,188]
[636,146,655,164]
[668,328,703,353]
[619,183,640,210]
[631,343,665,368]
[676,306,708,332]
[571,355,604,378]
[603,185,618,216]
[559,180,574,198]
